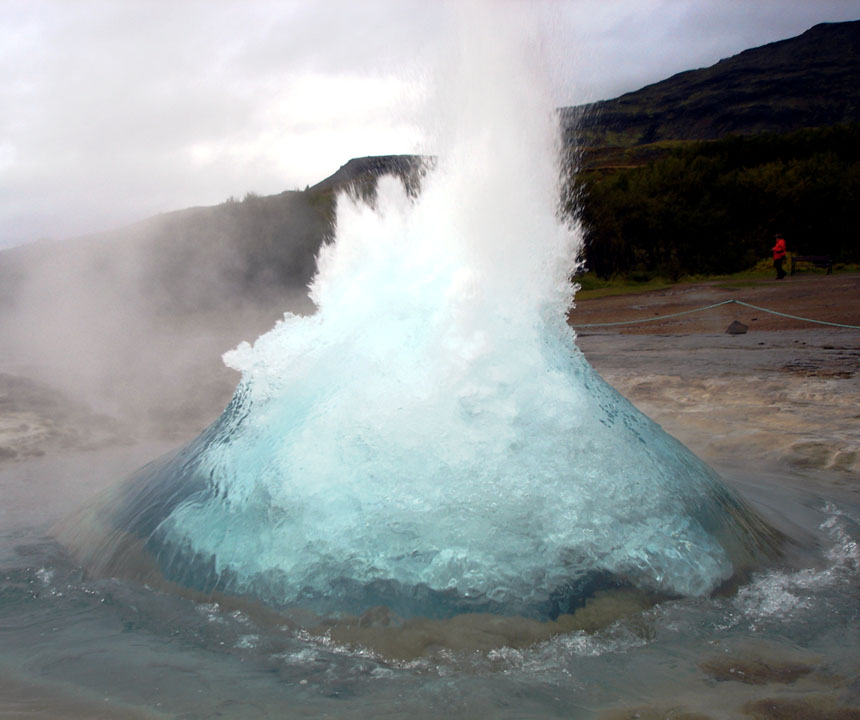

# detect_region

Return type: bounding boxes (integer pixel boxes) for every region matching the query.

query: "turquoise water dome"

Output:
[74,165,779,620]
[69,5,780,621]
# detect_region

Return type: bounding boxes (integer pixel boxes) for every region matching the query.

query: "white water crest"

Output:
[68,2,779,620]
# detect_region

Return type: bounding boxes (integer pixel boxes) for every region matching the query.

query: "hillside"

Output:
[4,19,856,297]
[563,20,860,159]
[560,20,860,279]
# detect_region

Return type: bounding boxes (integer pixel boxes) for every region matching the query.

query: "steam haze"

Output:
[0,208,317,441]
[1,0,859,453]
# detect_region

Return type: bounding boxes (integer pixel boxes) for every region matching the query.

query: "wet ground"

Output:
[569,273,860,335]
[572,273,860,487]
[0,273,858,718]
[577,329,860,483]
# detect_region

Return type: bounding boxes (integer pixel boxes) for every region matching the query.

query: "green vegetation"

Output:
[573,260,859,301]
[572,268,774,301]
[570,124,860,279]
[573,273,676,300]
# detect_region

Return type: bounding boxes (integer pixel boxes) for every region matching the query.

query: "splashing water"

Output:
[67,3,779,621]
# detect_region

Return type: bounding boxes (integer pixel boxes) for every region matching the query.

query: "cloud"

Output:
[0,0,444,246]
[1,0,858,247]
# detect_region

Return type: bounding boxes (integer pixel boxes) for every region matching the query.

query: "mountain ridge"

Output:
[562,20,860,150]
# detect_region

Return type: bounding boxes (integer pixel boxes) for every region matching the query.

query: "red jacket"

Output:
[772,238,786,260]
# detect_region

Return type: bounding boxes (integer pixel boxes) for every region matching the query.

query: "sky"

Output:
[2,0,859,248]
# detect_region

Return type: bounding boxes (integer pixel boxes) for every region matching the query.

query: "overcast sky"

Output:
[2,0,859,248]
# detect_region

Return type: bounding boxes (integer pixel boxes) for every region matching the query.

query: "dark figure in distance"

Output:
[772,234,787,280]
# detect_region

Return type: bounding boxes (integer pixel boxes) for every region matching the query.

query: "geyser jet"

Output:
[67,3,780,621]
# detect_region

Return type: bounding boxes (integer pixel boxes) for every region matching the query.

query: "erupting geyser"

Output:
[68,4,780,622]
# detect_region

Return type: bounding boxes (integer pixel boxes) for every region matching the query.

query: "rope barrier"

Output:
[571,298,860,330]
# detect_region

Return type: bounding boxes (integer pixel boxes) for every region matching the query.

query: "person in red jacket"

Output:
[772,234,787,279]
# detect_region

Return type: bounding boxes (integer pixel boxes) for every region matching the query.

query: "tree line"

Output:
[569,124,860,279]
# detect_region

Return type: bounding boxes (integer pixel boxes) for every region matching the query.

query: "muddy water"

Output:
[577,329,860,479]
